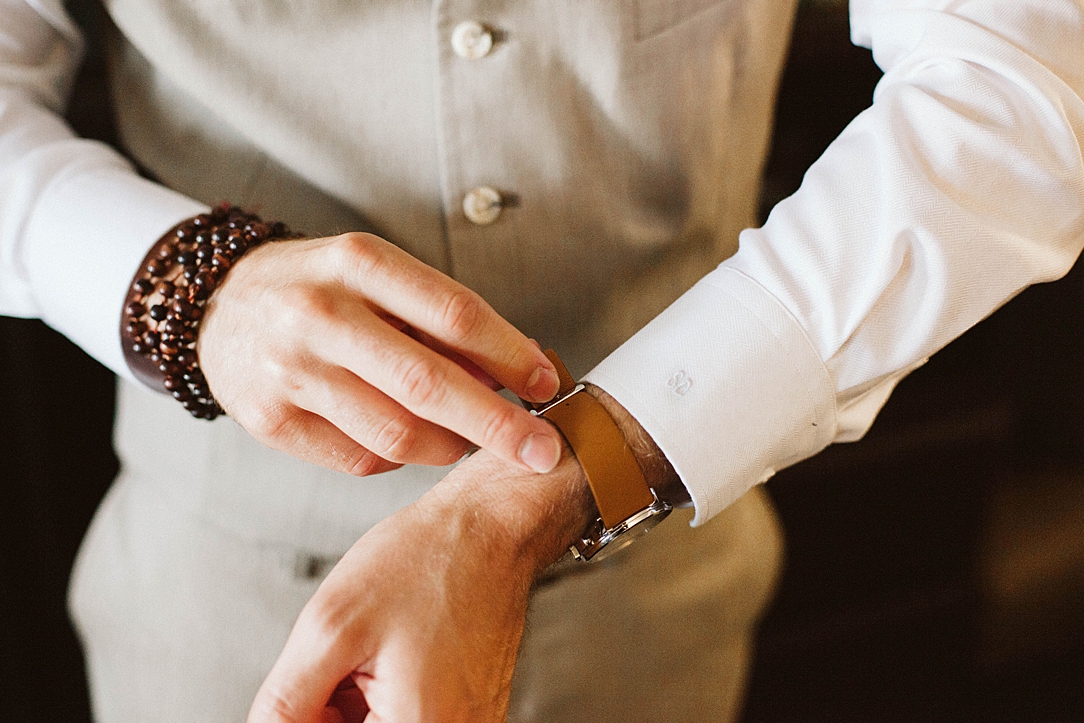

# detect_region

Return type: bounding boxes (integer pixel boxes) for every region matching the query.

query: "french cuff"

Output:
[23,145,206,382]
[583,267,838,526]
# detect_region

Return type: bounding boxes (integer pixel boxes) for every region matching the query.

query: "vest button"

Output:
[463,186,502,225]
[451,21,494,59]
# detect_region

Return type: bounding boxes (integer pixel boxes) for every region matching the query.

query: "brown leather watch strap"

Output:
[530,350,655,529]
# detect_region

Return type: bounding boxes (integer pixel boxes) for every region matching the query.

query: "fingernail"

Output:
[526,366,559,403]
[519,432,562,474]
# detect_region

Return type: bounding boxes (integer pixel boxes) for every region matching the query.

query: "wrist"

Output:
[434,448,595,579]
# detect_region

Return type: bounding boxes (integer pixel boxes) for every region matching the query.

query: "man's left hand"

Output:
[247,448,593,723]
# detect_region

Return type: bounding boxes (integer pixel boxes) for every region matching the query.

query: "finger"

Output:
[406,326,502,391]
[327,234,559,403]
[289,363,473,466]
[324,311,564,474]
[240,403,403,477]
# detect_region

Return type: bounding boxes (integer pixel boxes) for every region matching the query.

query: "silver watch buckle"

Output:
[570,490,672,563]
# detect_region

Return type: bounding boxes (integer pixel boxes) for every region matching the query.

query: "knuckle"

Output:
[329,232,385,279]
[260,356,304,393]
[278,284,336,334]
[396,355,448,409]
[434,289,484,344]
[244,403,296,445]
[370,414,418,462]
[478,403,521,449]
[347,448,386,476]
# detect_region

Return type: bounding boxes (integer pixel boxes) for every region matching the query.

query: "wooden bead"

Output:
[125,320,148,337]
[146,258,167,276]
[163,318,186,336]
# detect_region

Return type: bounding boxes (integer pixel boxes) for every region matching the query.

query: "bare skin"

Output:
[246,386,683,723]
[197,231,564,476]
[193,229,682,721]
[247,446,595,723]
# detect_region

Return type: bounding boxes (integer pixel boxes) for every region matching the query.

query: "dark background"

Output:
[1,1,1082,720]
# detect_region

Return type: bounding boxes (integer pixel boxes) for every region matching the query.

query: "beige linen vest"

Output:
[101,0,797,551]
[104,0,796,374]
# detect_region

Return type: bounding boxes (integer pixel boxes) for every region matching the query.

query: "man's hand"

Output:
[246,448,594,723]
[197,232,564,476]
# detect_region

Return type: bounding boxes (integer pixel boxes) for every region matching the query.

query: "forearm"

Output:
[0,0,205,377]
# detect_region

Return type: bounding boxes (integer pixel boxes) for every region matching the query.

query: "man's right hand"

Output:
[196,231,563,476]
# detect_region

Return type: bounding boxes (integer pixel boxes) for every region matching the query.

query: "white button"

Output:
[451,21,494,59]
[463,186,502,225]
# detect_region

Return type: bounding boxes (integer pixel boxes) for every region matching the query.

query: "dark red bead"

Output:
[192,214,211,228]
[211,255,232,271]
[158,360,181,377]
[163,318,186,336]
[156,281,176,298]
[176,350,196,367]
[149,304,168,321]
[142,331,160,348]
[126,301,146,317]
[194,270,217,292]
[133,278,155,295]
[156,244,175,259]
[196,244,214,261]
[125,320,148,336]
[146,258,167,276]
[160,339,180,356]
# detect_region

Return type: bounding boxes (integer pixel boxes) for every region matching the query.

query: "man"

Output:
[1,1,1081,722]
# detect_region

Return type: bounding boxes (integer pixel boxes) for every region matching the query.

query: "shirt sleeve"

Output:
[585,0,1084,525]
[0,0,205,380]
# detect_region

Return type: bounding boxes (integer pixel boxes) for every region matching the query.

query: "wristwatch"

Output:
[522,350,672,562]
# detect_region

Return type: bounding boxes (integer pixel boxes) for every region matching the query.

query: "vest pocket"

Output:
[635,0,731,40]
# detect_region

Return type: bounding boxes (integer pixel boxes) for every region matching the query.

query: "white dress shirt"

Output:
[2,0,1082,527]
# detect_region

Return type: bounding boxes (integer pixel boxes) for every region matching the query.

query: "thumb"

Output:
[247,627,354,723]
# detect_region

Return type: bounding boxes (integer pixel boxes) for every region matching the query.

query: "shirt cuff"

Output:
[22,144,206,382]
[584,266,838,525]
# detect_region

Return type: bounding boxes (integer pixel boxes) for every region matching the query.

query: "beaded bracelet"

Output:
[120,203,301,419]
